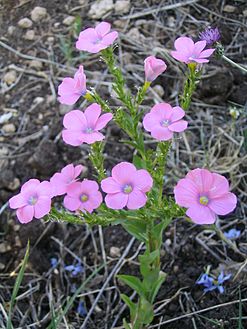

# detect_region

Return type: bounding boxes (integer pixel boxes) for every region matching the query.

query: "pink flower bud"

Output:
[144,56,167,82]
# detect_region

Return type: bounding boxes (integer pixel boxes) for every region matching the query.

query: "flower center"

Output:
[80,194,88,202]
[85,127,93,134]
[123,184,133,194]
[28,196,38,205]
[160,119,170,127]
[199,196,209,205]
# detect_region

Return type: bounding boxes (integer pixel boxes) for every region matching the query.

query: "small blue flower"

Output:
[224,228,241,240]
[64,262,84,276]
[196,271,231,294]
[199,27,220,45]
[77,301,87,317]
[50,257,58,268]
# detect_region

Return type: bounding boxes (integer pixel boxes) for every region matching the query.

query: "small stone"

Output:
[31,6,47,22]
[165,239,172,247]
[0,147,8,156]
[168,16,175,28]
[115,0,130,14]
[173,265,179,273]
[79,0,88,5]
[33,96,45,105]
[2,123,16,133]
[8,26,15,35]
[63,16,75,26]
[3,70,17,85]
[47,36,55,43]
[223,5,236,13]
[13,224,21,232]
[18,17,33,29]
[114,20,126,30]
[126,27,144,42]
[89,0,114,19]
[0,243,8,253]
[110,246,121,258]
[24,29,35,40]
[243,9,247,17]
[29,60,43,70]
[0,263,5,270]
[8,178,21,191]
[54,22,60,28]
[153,85,165,97]
[15,236,22,248]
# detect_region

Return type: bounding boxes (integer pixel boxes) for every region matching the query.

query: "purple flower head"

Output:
[224,228,241,240]
[196,271,231,293]
[65,262,84,276]
[77,301,87,317]
[199,27,220,46]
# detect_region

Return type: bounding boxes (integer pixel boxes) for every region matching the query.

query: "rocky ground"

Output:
[0,0,247,328]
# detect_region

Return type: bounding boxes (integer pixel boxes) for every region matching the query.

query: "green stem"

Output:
[180,63,198,111]
[89,142,106,181]
[222,55,247,74]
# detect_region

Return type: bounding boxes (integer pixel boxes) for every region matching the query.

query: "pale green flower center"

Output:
[80,194,88,202]
[199,196,209,205]
[123,184,133,194]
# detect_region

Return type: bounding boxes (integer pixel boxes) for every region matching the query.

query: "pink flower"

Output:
[58,65,86,105]
[171,37,215,64]
[62,103,113,146]
[101,162,153,210]
[64,180,102,213]
[143,103,188,141]
[9,179,52,224]
[76,22,118,54]
[50,164,84,196]
[144,56,167,82]
[174,168,237,225]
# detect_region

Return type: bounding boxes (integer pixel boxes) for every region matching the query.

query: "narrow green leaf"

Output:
[123,318,132,329]
[150,271,166,303]
[122,219,147,242]
[120,293,137,319]
[7,241,30,329]
[118,275,145,298]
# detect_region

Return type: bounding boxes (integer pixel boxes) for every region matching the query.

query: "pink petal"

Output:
[84,103,101,128]
[101,177,121,193]
[81,131,104,144]
[186,168,214,194]
[34,196,51,218]
[74,165,83,177]
[63,110,87,130]
[112,162,137,185]
[133,170,153,192]
[81,191,103,213]
[209,173,230,198]
[105,192,128,209]
[193,40,207,56]
[199,48,215,58]
[168,120,188,132]
[208,192,237,215]
[151,103,173,120]
[64,195,81,211]
[143,112,160,132]
[186,204,216,224]
[58,93,81,105]
[61,164,74,178]
[62,130,83,146]
[174,37,194,54]
[21,179,40,194]
[170,106,185,122]
[192,58,209,64]
[16,205,34,224]
[66,182,82,197]
[37,181,52,197]
[151,127,173,141]
[50,173,67,196]
[101,31,118,46]
[174,178,199,207]
[95,22,111,37]
[127,190,147,209]
[171,51,189,63]
[80,180,99,195]
[94,113,113,130]
[9,194,27,209]
[58,78,76,95]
